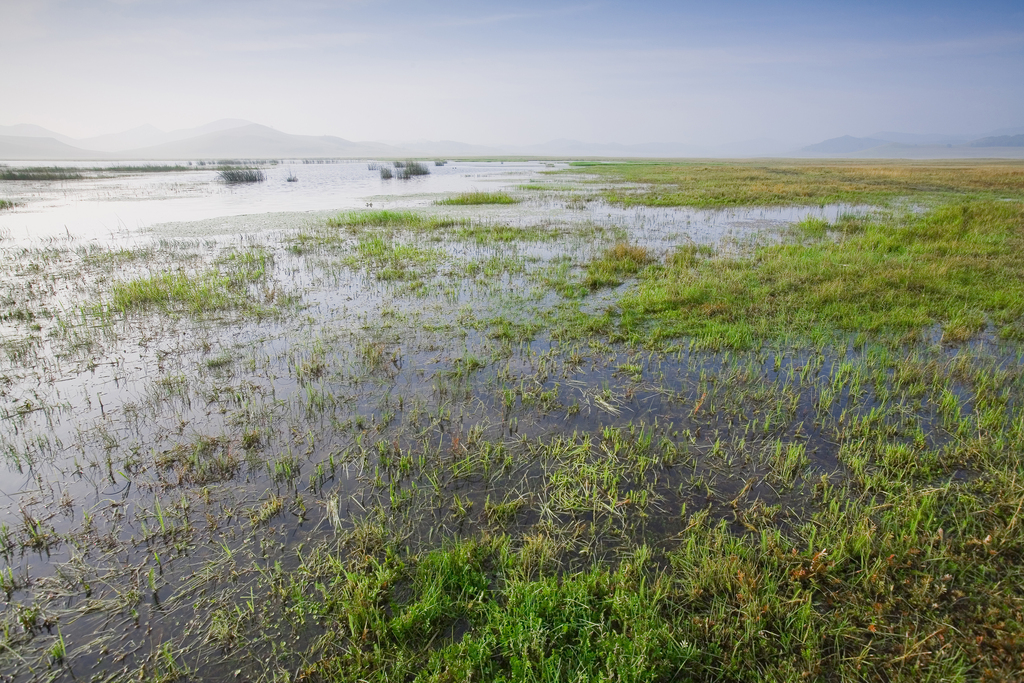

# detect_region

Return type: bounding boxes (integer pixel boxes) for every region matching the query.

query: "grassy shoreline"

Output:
[566,159,1024,207]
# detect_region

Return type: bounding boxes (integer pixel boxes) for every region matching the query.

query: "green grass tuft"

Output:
[327,210,427,228]
[435,191,519,206]
[585,242,655,289]
[110,249,272,315]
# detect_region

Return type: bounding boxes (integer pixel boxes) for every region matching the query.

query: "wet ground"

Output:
[0,162,1016,681]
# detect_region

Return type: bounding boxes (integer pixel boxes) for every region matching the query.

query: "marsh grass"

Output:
[609,200,1024,347]
[326,210,454,230]
[349,234,443,281]
[111,272,234,312]
[570,160,1024,207]
[454,223,553,244]
[110,247,273,314]
[585,242,655,289]
[314,210,568,254]
[0,199,13,210]
[218,168,266,184]
[214,415,1024,682]
[395,161,430,179]
[0,167,82,181]
[248,493,284,526]
[4,160,1024,682]
[435,191,519,206]
[290,210,476,253]
[158,435,240,485]
[105,165,193,173]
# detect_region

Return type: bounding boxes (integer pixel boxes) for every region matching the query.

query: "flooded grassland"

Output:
[1,160,1023,682]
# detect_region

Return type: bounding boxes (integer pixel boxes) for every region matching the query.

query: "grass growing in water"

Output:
[0,167,82,181]
[110,248,273,314]
[325,209,467,231]
[435,191,519,205]
[5,160,1024,682]
[351,234,442,280]
[585,242,655,289]
[105,164,193,173]
[291,210,469,253]
[0,199,13,210]
[218,168,266,183]
[608,200,1024,347]
[111,272,237,313]
[395,161,430,179]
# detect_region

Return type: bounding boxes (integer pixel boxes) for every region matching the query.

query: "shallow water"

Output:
[0,160,553,244]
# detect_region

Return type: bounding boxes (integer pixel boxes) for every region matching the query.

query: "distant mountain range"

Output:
[1,119,1023,160]
[970,134,1024,147]
[0,120,402,160]
[798,128,1024,158]
[802,136,890,154]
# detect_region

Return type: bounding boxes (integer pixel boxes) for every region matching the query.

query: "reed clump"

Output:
[395,161,430,179]
[218,168,266,183]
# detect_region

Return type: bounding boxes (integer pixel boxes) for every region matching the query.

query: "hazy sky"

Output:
[2,0,1022,145]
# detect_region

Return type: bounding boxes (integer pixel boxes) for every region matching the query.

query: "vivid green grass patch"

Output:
[585,242,656,289]
[611,200,1024,347]
[348,234,443,280]
[110,247,273,314]
[435,191,519,206]
[254,448,1024,682]
[323,209,464,231]
[112,271,237,313]
[327,209,427,229]
[325,209,467,231]
[454,223,552,244]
